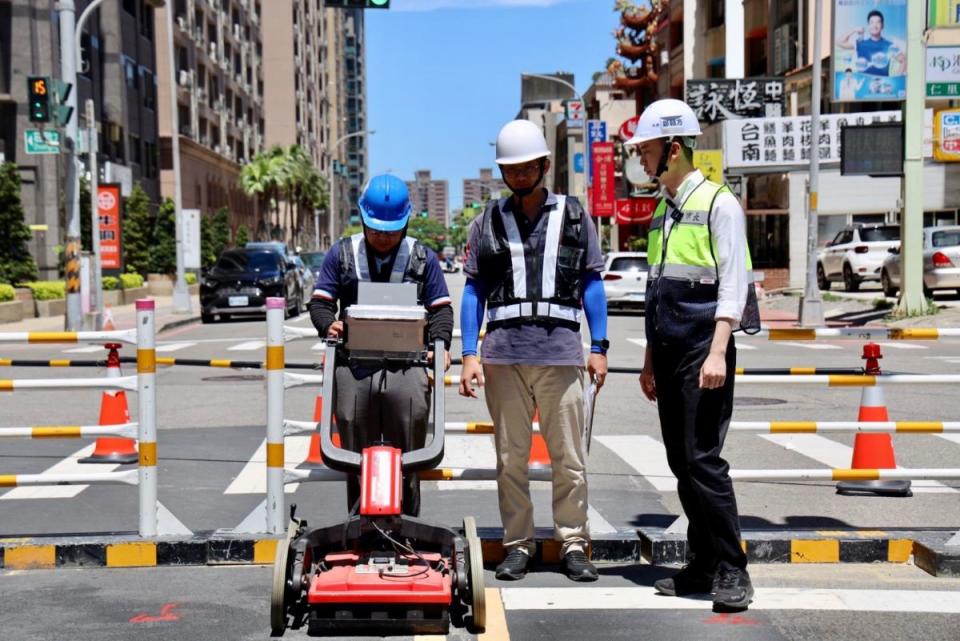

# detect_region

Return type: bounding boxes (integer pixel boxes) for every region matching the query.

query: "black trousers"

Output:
[333,364,430,517]
[651,337,748,572]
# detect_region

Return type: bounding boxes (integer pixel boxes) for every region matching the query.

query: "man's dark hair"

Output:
[845,68,853,73]
[867,9,884,25]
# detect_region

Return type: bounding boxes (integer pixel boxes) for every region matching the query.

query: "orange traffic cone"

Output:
[528,408,551,467]
[80,343,139,464]
[304,395,340,466]
[102,306,116,331]
[836,343,911,496]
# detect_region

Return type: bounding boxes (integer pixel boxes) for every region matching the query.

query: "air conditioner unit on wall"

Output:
[179,70,192,87]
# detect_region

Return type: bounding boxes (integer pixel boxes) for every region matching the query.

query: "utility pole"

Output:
[798,0,825,327]
[58,1,82,330]
[86,99,103,330]
[897,0,926,314]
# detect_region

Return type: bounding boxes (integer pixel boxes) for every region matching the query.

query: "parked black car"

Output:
[200,248,302,323]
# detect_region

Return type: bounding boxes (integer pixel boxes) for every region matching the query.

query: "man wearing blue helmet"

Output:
[308,174,454,516]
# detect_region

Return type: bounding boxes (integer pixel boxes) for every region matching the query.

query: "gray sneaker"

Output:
[712,567,754,611]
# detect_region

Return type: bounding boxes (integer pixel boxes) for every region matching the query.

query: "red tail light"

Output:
[932,251,954,268]
[603,274,622,281]
[854,245,869,254]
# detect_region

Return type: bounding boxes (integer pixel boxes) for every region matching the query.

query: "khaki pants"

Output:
[483,364,589,556]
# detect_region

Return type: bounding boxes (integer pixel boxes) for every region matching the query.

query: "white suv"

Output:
[817,224,900,292]
[602,251,648,309]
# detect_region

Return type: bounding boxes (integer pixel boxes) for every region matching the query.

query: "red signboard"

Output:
[97,184,122,269]
[615,197,658,226]
[590,142,616,218]
[618,115,641,142]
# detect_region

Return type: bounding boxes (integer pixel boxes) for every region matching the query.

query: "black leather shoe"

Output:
[562,550,599,582]
[712,567,754,611]
[653,564,715,596]
[495,548,532,581]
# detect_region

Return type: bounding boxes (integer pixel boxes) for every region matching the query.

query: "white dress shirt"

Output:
[660,169,749,323]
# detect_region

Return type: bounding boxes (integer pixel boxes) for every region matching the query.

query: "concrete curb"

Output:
[1,528,956,575]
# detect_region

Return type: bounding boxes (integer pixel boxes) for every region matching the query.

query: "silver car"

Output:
[881,225,960,297]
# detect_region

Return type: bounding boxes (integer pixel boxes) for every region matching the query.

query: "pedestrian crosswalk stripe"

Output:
[936,434,960,448]
[761,434,956,494]
[499,586,960,613]
[62,345,104,354]
[227,341,265,352]
[223,436,311,494]
[876,342,928,350]
[311,342,325,351]
[786,343,841,350]
[433,434,499,491]
[0,444,119,500]
[596,435,676,492]
[627,338,646,348]
[156,342,196,353]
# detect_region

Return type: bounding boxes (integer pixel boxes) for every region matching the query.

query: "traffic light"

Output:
[328,0,389,8]
[51,80,73,127]
[27,76,51,123]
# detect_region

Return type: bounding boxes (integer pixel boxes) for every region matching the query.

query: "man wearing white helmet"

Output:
[458,119,609,582]
[626,98,759,611]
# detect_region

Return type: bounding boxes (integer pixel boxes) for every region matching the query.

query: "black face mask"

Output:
[503,158,547,198]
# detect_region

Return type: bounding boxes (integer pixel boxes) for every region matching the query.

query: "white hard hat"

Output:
[495,120,551,165]
[625,98,702,146]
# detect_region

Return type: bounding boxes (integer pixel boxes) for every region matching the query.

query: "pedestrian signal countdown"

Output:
[28,76,51,123]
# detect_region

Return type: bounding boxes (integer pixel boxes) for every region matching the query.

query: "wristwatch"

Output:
[590,339,610,354]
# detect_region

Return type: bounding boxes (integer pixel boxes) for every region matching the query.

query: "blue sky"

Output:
[365,0,618,214]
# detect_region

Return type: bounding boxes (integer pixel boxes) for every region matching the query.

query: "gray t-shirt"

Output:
[464,191,604,366]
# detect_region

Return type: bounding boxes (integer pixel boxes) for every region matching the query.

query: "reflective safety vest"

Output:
[476,195,585,330]
[337,234,428,307]
[647,179,761,333]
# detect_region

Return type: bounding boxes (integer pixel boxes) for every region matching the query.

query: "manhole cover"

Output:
[202,374,265,383]
[734,396,787,407]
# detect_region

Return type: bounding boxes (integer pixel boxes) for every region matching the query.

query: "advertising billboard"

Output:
[832,0,907,102]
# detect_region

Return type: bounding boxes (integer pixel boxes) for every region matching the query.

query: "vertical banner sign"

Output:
[586,120,608,186]
[831,0,908,102]
[591,142,616,218]
[97,184,122,270]
[182,209,201,269]
[692,150,724,183]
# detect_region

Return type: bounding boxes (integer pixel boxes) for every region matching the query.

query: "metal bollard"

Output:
[265,298,286,535]
[136,299,158,537]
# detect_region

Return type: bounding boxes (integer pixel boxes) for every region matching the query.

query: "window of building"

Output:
[140,6,154,39]
[124,57,139,91]
[129,134,142,166]
[708,0,724,28]
[123,0,137,16]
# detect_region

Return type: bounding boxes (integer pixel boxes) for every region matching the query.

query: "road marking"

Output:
[937,434,960,448]
[311,342,325,351]
[736,342,757,350]
[156,501,193,536]
[62,345,105,354]
[627,338,646,348]
[227,341,265,352]
[761,434,956,494]
[499,586,960,613]
[596,435,676,491]
[876,342,928,350]
[478,588,510,641]
[433,434,499,490]
[785,343,841,350]
[0,444,118,499]
[155,342,196,353]
[223,436,312,494]
[587,504,618,535]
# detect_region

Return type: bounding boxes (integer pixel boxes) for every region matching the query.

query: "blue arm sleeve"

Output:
[460,278,486,357]
[582,272,608,353]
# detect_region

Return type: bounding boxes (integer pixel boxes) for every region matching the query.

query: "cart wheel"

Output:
[463,516,486,630]
[270,519,299,635]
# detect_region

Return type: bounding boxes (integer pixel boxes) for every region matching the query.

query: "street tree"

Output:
[0,162,38,284]
[123,183,152,275]
[150,198,177,274]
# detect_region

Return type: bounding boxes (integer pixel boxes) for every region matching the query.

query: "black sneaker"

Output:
[712,567,754,611]
[495,548,532,581]
[653,564,715,596]
[562,550,599,582]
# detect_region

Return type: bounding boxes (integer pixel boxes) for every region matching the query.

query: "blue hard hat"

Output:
[358,174,412,232]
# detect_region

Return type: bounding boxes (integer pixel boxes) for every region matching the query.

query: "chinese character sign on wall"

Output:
[832,0,907,102]
[590,142,616,218]
[686,78,784,122]
[927,46,960,98]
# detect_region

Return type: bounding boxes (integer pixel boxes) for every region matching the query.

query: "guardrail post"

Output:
[136,299,157,537]
[266,297,286,535]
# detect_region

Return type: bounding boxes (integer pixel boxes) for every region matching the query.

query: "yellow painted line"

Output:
[209,359,233,368]
[790,367,817,375]
[253,539,278,564]
[265,345,284,370]
[467,422,495,434]
[32,426,82,439]
[791,540,839,563]
[829,375,875,387]
[156,357,176,366]
[5,545,56,569]
[0,380,13,391]
[106,542,157,568]
[137,348,156,374]
[889,328,939,340]
[0,475,18,487]
[831,468,881,481]
[28,332,78,344]
[888,539,914,563]
[266,443,284,468]
[138,442,156,467]
[478,588,510,641]
[769,328,816,341]
[770,422,817,433]
[896,422,943,433]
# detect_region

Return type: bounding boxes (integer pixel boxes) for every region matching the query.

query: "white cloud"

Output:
[392,0,580,12]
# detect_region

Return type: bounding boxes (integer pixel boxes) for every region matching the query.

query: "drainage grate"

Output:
[202,374,265,382]
[734,396,788,407]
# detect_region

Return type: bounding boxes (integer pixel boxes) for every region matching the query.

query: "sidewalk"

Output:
[0,295,201,335]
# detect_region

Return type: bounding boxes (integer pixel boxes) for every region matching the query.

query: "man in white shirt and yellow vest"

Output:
[626,99,760,612]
